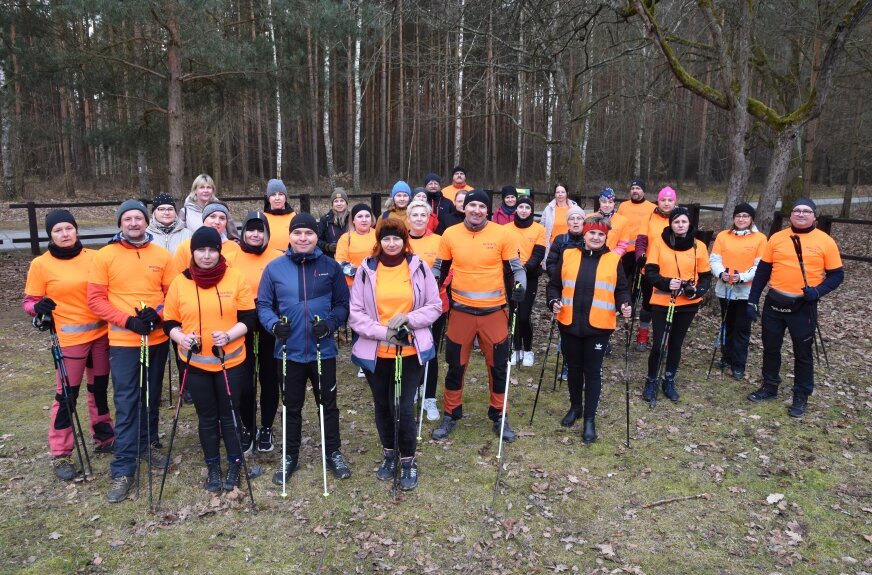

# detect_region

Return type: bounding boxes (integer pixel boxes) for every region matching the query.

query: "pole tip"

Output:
[280,492,288,498]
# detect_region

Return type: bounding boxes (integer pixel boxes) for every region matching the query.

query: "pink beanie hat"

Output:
[658,186,677,200]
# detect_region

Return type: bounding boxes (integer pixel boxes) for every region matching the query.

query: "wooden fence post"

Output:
[299,193,311,214]
[27,201,40,256]
[370,192,382,215]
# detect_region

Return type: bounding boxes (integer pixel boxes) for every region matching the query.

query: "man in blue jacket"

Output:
[257,213,351,485]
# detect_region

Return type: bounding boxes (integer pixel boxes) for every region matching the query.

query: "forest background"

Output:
[1,1,871,231]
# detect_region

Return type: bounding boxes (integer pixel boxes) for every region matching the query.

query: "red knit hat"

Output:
[582,218,611,235]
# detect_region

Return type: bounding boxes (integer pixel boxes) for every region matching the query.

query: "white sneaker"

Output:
[423,398,439,421]
[509,351,518,366]
[357,368,365,378]
[522,351,535,367]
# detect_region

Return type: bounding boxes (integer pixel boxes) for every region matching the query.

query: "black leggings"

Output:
[185,363,245,465]
[423,313,447,399]
[646,307,697,378]
[513,274,539,352]
[365,355,422,456]
[561,332,609,419]
[239,324,279,431]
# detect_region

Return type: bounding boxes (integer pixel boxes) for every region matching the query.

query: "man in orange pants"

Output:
[431,189,526,443]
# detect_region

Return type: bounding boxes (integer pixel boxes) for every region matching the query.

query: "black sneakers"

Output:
[327,451,351,479]
[205,462,222,492]
[399,458,418,491]
[107,475,134,503]
[747,385,778,403]
[377,449,396,481]
[239,428,254,455]
[224,461,241,491]
[431,415,457,440]
[643,377,658,402]
[53,456,76,481]
[788,394,808,418]
[256,427,275,453]
[493,416,517,443]
[272,455,298,486]
[662,374,679,402]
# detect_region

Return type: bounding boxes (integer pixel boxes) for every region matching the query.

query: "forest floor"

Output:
[1,228,871,574]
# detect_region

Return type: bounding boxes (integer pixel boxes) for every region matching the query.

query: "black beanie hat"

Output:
[290,212,318,232]
[516,196,534,209]
[45,209,78,236]
[630,179,646,192]
[423,172,441,186]
[190,226,222,253]
[792,198,817,214]
[452,165,466,176]
[501,185,518,199]
[668,206,690,224]
[152,193,176,212]
[463,189,490,208]
[351,203,372,220]
[733,202,755,218]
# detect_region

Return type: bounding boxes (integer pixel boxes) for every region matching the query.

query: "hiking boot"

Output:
[140,443,168,470]
[635,327,650,352]
[107,475,134,503]
[731,369,745,381]
[94,441,115,455]
[327,450,351,479]
[642,376,658,402]
[561,405,581,428]
[788,394,808,418]
[582,417,597,444]
[747,384,778,403]
[204,462,222,492]
[662,373,679,402]
[224,460,242,491]
[376,449,397,481]
[431,415,457,440]
[423,398,439,422]
[399,458,418,491]
[522,351,535,367]
[272,455,298,486]
[256,427,275,453]
[718,358,731,370]
[53,456,77,481]
[493,416,517,443]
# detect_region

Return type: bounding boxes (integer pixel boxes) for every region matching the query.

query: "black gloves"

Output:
[802,286,820,302]
[34,297,57,317]
[136,306,161,327]
[746,303,759,322]
[311,318,330,340]
[327,243,337,254]
[125,316,152,335]
[272,320,291,341]
[511,282,525,303]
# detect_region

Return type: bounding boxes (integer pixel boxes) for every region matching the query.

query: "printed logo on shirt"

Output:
[594,343,603,351]
[219,290,234,299]
[482,242,497,250]
[148,265,163,273]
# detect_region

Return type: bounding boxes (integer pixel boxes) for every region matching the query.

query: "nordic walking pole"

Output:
[789,235,830,368]
[529,312,556,425]
[279,316,288,499]
[623,314,631,449]
[313,316,329,498]
[214,344,257,512]
[416,360,429,442]
[706,269,732,379]
[492,303,518,506]
[136,333,145,499]
[165,353,173,407]
[40,316,93,479]
[650,292,678,409]
[392,344,403,501]
[140,302,155,512]
[551,350,564,392]
[157,339,197,511]
[247,330,264,479]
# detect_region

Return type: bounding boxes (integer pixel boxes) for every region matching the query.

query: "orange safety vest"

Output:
[556,249,620,329]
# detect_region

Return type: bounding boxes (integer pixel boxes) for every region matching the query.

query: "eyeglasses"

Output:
[791,209,815,215]
[155,206,175,212]
[567,216,585,222]
[733,214,751,219]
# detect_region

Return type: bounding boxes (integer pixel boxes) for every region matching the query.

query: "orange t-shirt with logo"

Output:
[265,211,296,253]
[335,229,377,286]
[375,264,416,358]
[507,222,547,264]
[647,235,711,308]
[763,228,842,296]
[616,199,655,253]
[441,183,474,204]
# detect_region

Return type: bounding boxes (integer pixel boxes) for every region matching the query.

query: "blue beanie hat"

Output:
[391,181,411,199]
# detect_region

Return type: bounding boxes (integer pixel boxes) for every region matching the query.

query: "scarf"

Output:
[48,240,83,260]
[463,219,488,233]
[378,251,406,267]
[266,205,294,215]
[654,207,671,218]
[188,256,227,289]
[500,203,517,216]
[513,212,534,229]
[662,227,697,251]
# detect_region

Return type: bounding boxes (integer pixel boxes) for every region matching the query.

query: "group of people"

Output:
[24,168,844,502]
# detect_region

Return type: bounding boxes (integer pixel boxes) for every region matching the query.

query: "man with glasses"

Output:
[147,193,192,254]
[746,198,844,417]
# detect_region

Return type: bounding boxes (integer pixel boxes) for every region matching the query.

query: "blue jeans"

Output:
[109,342,169,478]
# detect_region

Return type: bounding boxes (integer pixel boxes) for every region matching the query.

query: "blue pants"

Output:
[109,342,169,478]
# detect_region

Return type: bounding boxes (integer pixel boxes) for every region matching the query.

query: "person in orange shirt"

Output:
[163,226,256,492]
[633,186,678,351]
[746,198,843,417]
[234,212,283,453]
[263,179,296,253]
[441,165,474,204]
[642,207,711,404]
[348,219,442,491]
[708,203,768,380]
[407,200,449,421]
[431,189,527,443]
[541,183,580,258]
[87,199,176,503]
[506,195,546,366]
[336,203,377,287]
[616,178,654,276]
[24,210,115,481]
[173,202,240,273]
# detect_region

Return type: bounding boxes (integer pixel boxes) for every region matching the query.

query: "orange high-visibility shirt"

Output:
[764,228,842,296]
[375,263,416,358]
[645,211,670,249]
[173,238,240,276]
[25,249,108,347]
[335,229,376,286]
[550,206,570,243]
[441,183,474,204]
[647,234,711,308]
[163,267,254,371]
[234,248,283,297]
[264,211,296,253]
[710,230,768,274]
[507,222,547,264]
[616,199,655,252]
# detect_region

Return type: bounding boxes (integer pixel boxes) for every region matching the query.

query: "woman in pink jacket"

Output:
[348,218,441,491]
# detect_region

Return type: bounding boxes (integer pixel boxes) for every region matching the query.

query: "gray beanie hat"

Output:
[266,179,287,197]
[116,199,149,226]
[202,202,230,221]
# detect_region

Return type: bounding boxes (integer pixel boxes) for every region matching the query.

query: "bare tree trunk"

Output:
[802,36,823,197]
[544,72,555,191]
[166,15,184,198]
[322,46,336,192]
[379,11,388,188]
[453,0,465,166]
[841,95,862,218]
[306,29,319,188]
[757,129,798,233]
[580,79,593,190]
[267,0,282,178]
[346,34,353,175]
[696,70,712,192]
[0,65,16,199]
[353,3,362,193]
[398,5,405,179]
[515,28,524,185]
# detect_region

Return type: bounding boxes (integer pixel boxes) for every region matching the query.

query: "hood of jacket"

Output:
[240,211,271,254]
